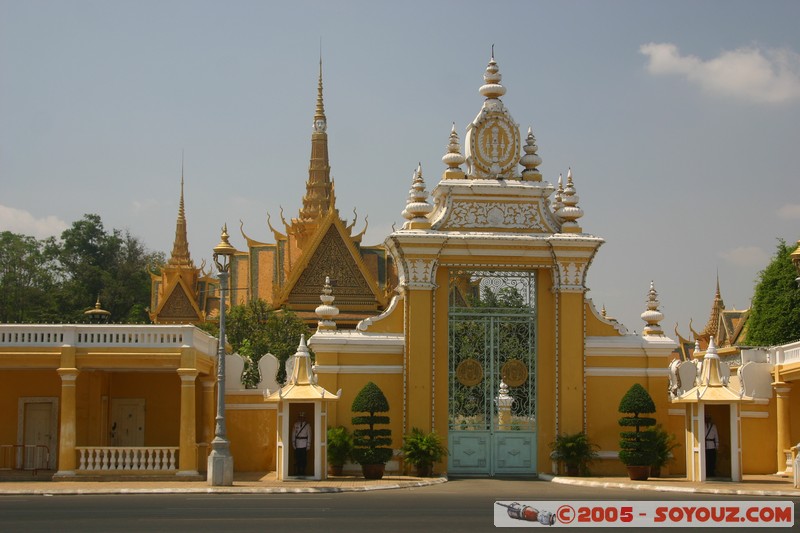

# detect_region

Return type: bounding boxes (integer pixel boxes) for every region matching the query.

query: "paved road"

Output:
[0,478,796,532]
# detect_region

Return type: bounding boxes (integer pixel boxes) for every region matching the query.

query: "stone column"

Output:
[55,366,79,476]
[177,368,199,476]
[557,288,585,435]
[773,382,792,475]
[406,286,434,432]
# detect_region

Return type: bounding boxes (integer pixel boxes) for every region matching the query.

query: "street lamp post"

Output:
[208,224,236,486]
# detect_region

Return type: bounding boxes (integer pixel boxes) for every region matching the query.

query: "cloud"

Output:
[640,42,800,104]
[131,198,161,214]
[0,205,68,239]
[777,203,800,220]
[718,246,770,267]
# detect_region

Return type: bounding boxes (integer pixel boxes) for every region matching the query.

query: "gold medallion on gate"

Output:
[502,359,528,387]
[456,358,483,387]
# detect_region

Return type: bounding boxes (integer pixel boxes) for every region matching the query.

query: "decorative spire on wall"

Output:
[442,123,466,180]
[315,275,339,331]
[556,168,584,232]
[401,164,433,230]
[641,280,665,336]
[519,127,542,182]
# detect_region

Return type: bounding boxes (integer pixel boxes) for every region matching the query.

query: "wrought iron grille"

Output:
[448,270,536,431]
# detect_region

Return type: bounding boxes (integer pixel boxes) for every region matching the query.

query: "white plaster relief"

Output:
[404,258,437,289]
[444,201,545,230]
[556,261,586,292]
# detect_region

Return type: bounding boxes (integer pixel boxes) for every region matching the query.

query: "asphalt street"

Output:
[0,478,796,533]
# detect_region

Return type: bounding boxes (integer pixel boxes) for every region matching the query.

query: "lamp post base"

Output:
[207,448,234,486]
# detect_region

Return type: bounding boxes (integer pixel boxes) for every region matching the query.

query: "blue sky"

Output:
[2,0,799,334]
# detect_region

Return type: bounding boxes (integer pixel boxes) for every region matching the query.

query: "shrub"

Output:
[351,382,393,465]
[618,383,657,466]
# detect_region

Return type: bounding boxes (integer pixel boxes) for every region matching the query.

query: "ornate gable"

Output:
[156,279,203,322]
[281,218,385,311]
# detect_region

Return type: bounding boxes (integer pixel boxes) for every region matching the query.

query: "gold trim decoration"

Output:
[501,359,528,388]
[456,358,483,387]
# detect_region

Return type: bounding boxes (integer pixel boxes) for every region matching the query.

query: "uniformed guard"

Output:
[292,412,312,475]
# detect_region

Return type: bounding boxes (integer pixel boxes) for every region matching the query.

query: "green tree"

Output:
[745,239,800,346]
[0,232,60,322]
[216,299,311,387]
[53,214,163,322]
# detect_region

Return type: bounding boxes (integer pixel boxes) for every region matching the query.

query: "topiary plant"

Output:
[618,383,657,479]
[351,381,393,478]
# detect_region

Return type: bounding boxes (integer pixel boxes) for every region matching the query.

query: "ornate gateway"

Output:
[448,270,536,476]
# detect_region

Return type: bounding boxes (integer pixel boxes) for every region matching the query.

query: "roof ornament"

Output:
[519,127,543,181]
[641,280,665,336]
[479,49,507,100]
[552,173,564,216]
[168,157,193,268]
[401,164,433,229]
[556,168,584,232]
[442,123,466,180]
[315,276,339,331]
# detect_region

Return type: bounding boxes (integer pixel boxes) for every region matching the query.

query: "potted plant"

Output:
[401,428,448,477]
[351,381,393,479]
[650,424,679,477]
[326,426,353,476]
[549,432,599,476]
[618,383,658,480]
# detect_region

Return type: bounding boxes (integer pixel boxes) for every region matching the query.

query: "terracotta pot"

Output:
[328,464,344,477]
[626,465,650,481]
[565,464,580,477]
[361,463,385,480]
[650,466,661,478]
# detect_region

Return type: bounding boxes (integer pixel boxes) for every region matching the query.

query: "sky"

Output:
[1,0,799,334]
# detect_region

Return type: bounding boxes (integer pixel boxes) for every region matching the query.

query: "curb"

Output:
[539,474,800,498]
[0,476,448,496]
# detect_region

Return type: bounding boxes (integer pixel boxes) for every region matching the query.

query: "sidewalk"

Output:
[541,473,800,498]
[0,471,447,495]
[1,471,798,497]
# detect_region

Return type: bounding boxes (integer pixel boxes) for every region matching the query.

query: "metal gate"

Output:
[447,270,536,476]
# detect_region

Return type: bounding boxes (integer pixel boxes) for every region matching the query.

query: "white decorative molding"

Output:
[555,261,586,292]
[308,331,404,354]
[226,403,278,411]
[585,367,670,377]
[741,410,769,419]
[585,297,628,335]
[357,293,404,331]
[314,365,404,374]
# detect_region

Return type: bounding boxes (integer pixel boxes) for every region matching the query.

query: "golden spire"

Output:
[700,273,724,338]
[299,57,333,221]
[168,159,193,267]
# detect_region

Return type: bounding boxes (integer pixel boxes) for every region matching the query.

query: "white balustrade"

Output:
[0,324,217,356]
[76,447,179,472]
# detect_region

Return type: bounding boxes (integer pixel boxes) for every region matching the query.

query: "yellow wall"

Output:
[0,369,60,444]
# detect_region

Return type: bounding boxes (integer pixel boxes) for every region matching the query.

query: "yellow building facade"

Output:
[2,55,799,481]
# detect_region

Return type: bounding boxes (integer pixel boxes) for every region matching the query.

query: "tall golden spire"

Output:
[299,57,333,221]
[700,273,724,338]
[168,159,193,267]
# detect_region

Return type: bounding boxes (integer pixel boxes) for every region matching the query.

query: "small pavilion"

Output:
[670,337,754,481]
[265,335,339,480]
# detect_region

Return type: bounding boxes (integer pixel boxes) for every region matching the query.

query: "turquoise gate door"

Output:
[447,271,536,476]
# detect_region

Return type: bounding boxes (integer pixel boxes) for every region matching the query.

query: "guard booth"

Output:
[266,335,340,480]
[670,337,754,481]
